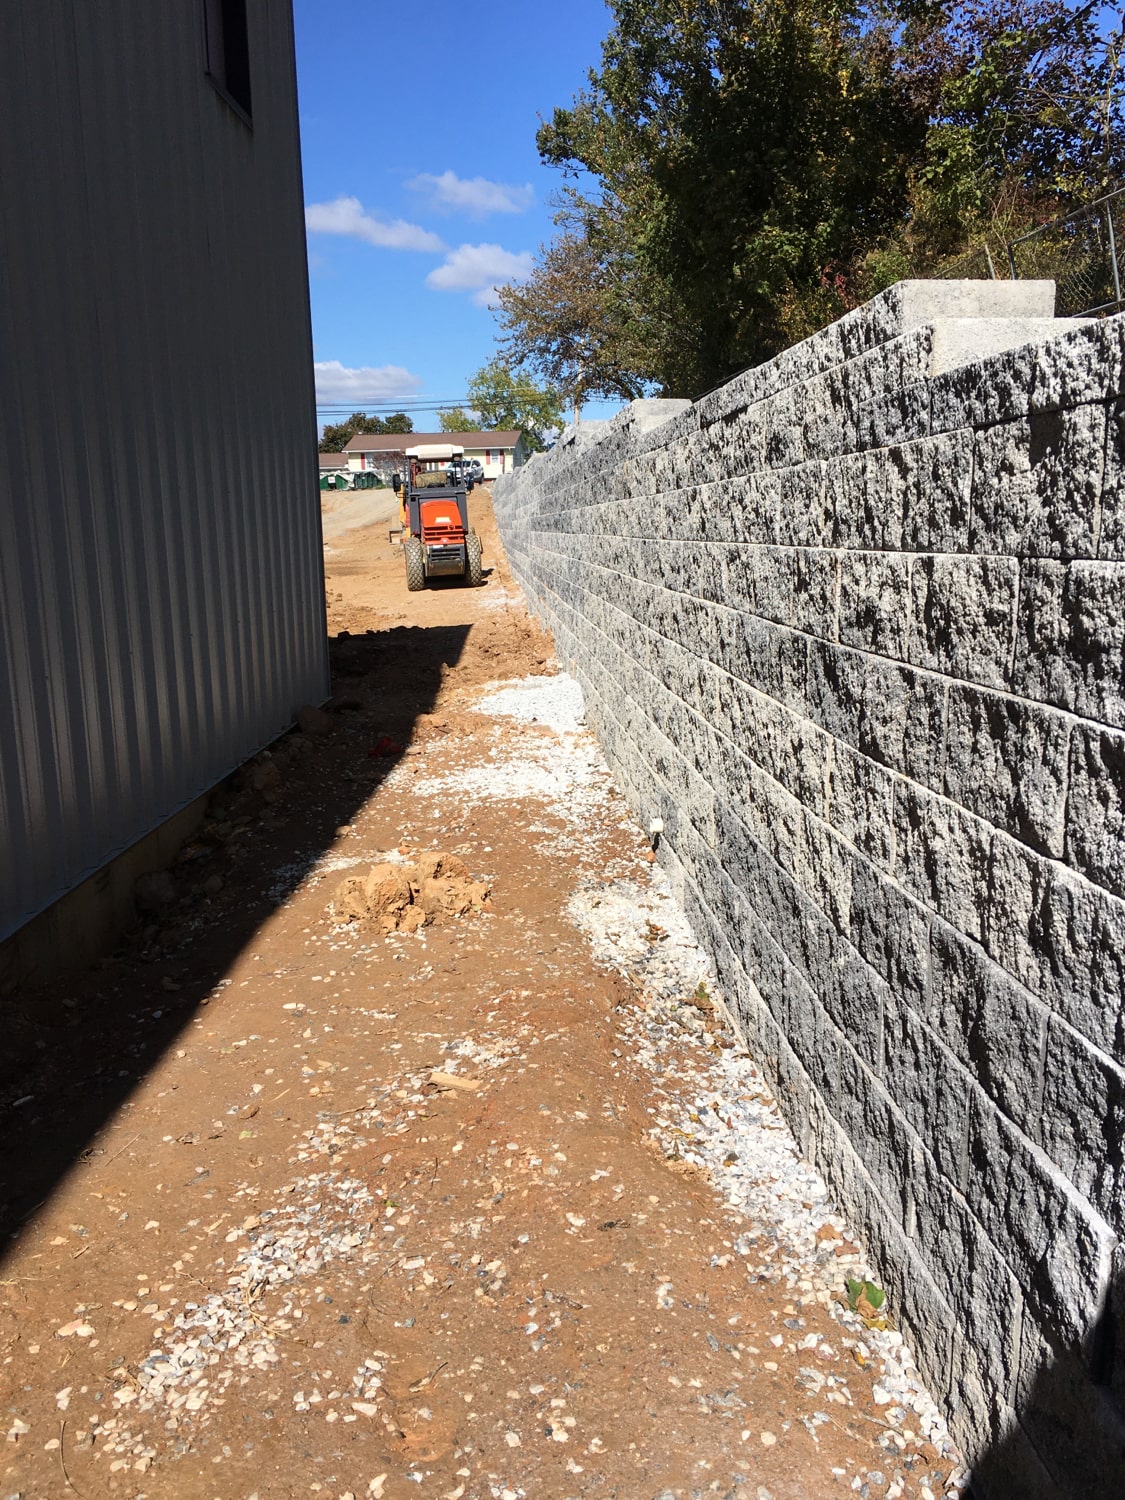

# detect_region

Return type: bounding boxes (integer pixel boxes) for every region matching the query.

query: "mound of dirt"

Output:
[332,850,490,933]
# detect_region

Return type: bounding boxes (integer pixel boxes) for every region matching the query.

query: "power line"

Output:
[314,390,561,412]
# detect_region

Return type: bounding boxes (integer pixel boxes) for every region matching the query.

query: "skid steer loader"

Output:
[392,444,483,591]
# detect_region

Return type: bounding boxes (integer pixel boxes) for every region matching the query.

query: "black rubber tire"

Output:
[466,530,483,587]
[405,536,426,591]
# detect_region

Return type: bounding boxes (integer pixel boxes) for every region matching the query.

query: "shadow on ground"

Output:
[0,623,470,1258]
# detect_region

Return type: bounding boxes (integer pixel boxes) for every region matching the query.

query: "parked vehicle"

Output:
[392,444,483,591]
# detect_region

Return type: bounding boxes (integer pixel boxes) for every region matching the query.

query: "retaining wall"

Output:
[493,282,1125,1496]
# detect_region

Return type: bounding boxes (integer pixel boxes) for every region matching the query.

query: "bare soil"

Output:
[0,489,958,1500]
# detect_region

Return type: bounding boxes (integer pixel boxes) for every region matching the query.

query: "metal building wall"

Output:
[0,1,330,944]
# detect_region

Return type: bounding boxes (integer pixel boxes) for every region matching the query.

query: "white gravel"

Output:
[475,674,586,735]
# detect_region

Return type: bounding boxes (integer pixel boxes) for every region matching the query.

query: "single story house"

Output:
[342,430,529,481]
[319,451,348,475]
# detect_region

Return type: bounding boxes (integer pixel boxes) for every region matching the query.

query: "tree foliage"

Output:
[903,1,1125,255]
[496,1,1125,398]
[318,411,413,451]
[496,231,650,405]
[464,360,566,451]
[436,406,478,432]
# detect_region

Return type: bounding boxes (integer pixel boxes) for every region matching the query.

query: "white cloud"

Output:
[305,196,445,253]
[407,170,534,219]
[313,361,423,404]
[426,243,535,307]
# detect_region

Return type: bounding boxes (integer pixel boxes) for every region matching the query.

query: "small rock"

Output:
[251,760,282,792]
[297,704,334,735]
[134,871,177,913]
[203,874,224,896]
[428,1071,480,1093]
[56,1320,94,1339]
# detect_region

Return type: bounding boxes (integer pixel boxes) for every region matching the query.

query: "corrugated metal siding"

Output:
[0,1,329,943]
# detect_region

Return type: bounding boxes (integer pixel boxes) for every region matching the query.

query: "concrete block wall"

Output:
[492,283,1125,1497]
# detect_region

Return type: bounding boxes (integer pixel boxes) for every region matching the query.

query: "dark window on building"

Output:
[204,0,252,121]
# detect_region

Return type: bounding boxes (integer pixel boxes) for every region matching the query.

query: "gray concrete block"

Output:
[929,341,1037,433]
[792,547,839,638]
[721,612,809,713]
[896,430,974,552]
[969,1410,1069,1500]
[849,854,931,1009]
[930,920,1048,1139]
[800,812,859,937]
[724,544,795,625]
[908,554,1019,688]
[1111,1241,1125,1412]
[983,832,1047,995]
[966,1087,1115,1356]
[943,684,1071,856]
[1039,1014,1125,1235]
[810,640,943,783]
[822,950,889,1070]
[855,381,931,449]
[825,739,895,867]
[893,779,992,941]
[831,1042,916,1223]
[1014,557,1125,726]
[1099,394,1125,559]
[1037,863,1125,1060]
[1065,723,1125,898]
[826,449,892,550]
[775,462,832,547]
[620,397,693,435]
[911,1168,1025,1410]
[838,551,911,658]
[971,407,1105,560]
[1030,314,1125,413]
[882,993,971,1188]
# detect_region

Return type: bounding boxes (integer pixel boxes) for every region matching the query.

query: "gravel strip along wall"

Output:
[492,281,1125,1498]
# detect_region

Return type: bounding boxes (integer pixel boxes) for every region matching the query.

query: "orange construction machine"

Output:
[392,444,483,591]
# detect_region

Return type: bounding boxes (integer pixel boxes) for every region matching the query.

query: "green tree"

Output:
[436,406,478,432]
[496,229,650,407]
[906,1,1125,256]
[465,360,566,452]
[503,1,1125,395]
[381,411,414,434]
[529,0,927,394]
[318,411,413,451]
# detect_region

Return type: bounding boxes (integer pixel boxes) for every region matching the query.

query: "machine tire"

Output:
[466,530,483,587]
[405,536,426,592]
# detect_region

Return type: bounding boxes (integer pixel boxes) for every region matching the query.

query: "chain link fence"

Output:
[1007,188,1125,316]
[926,187,1125,317]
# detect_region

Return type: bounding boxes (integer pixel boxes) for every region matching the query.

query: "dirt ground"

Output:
[0,488,965,1500]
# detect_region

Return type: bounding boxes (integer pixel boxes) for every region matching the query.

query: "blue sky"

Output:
[293,0,624,430]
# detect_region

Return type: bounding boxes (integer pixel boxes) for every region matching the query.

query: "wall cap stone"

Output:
[930,316,1095,376]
